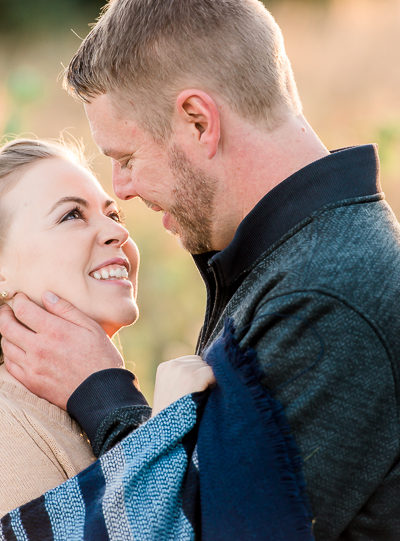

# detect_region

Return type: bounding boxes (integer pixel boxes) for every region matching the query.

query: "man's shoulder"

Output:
[204,196,400,368]
[220,198,400,370]
[244,197,400,312]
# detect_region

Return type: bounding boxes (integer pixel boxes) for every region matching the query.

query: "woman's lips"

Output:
[93,278,132,287]
[90,257,130,274]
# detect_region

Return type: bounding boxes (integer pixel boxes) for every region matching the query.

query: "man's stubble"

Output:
[167,145,218,255]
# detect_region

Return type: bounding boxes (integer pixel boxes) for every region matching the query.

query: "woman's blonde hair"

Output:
[0,137,85,183]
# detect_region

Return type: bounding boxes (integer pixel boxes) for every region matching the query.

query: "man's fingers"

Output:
[1,338,27,366]
[10,292,99,338]
[8,293,52,334]
[0,302,35,349]
[0,303,13,316]
[42,291,98,330]
[3,357,26,384]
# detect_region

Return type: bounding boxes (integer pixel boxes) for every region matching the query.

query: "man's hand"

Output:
[0,292,124,409]
[152,355,216,417]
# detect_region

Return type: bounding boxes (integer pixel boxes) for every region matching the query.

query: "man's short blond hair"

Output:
[65,0,302,139]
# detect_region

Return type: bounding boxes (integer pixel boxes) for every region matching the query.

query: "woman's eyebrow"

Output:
[104,199,117,209]
[48,197,88,215]
[48,197,117,216]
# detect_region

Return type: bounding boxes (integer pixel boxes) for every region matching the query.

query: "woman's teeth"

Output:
[92,266,129,280]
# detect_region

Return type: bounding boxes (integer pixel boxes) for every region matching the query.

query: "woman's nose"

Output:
[97,217,129,247]
[112,160,138,201]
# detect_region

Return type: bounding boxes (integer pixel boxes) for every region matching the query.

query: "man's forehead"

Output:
[84,94,135,155]
[85,95,115,128]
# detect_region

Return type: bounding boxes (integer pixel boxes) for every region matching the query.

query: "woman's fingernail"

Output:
[44,291,59,304]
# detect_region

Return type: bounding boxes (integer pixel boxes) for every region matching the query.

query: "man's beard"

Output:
[167,145,217,254]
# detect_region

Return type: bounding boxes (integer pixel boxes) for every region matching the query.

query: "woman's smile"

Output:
[89,257,132,286]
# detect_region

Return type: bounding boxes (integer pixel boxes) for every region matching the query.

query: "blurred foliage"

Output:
[0,0,399,402]
[375,122,400,178]
[0,0,104,35]
[3,68,45,134]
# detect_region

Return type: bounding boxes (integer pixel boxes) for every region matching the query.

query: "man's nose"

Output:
[112,160,138,201]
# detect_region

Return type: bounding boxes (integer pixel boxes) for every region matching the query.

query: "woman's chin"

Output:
[101,308,139,338]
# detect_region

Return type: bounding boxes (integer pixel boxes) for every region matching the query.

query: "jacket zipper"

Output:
[197,264,227,353]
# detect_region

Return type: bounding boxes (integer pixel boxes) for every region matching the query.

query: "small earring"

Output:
[1,291,8,300]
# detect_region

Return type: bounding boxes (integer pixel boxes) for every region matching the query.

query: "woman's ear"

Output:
[0,269,15,303]
[175,89,221,159]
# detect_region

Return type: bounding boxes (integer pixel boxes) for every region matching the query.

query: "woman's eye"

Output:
[109,212,120,222]
[108,211,124,224]
[60,207,84,222]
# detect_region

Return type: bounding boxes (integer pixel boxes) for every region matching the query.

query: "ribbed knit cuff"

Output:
[67,368,149,444]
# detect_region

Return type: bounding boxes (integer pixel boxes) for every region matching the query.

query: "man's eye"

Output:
[60,207,84,222]
[121,157,134,170]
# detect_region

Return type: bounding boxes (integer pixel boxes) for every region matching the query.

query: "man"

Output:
[0,0,399,538]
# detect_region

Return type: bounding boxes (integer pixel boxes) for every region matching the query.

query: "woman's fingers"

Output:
[152,355,216,417]
[194,364,216,389]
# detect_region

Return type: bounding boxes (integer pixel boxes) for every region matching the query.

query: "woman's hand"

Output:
[152,355,216,417]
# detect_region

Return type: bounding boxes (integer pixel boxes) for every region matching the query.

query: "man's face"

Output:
[85,94,217,254]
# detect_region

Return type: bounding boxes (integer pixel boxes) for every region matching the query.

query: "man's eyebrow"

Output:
[103,149,131,161]
[48,197,116,215]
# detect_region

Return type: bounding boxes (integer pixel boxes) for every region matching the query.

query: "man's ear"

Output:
[175,90,220,159]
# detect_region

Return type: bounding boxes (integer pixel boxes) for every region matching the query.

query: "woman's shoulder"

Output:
[0,364,96,475]
[0,395,70,517]
[0,364,77,430]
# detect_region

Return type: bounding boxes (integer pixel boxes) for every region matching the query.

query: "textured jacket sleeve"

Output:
[239,290,400,541]
[67,368,152,457]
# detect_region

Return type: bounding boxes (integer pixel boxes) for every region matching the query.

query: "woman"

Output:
[0,138,212,516]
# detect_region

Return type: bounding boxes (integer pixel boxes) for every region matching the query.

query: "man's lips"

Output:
[162,212,173,231]
[142,199,163,212]
[141,199,173,230]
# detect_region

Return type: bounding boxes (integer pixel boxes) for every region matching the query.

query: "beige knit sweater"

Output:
[0,364,96,516]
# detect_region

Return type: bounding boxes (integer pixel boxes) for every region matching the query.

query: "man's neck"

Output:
[213,113,329,250]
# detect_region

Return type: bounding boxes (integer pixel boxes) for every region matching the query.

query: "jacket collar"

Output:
[193,145,381,286]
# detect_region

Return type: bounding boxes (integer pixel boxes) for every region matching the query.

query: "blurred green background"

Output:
[1,0,399,402]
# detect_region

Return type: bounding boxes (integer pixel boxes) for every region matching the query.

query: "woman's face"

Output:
[0,157,139,336]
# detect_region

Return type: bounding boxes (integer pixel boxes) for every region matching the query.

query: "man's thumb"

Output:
[42,291,92,328]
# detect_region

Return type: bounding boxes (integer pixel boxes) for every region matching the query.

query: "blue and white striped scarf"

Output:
[1,319,314,541]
